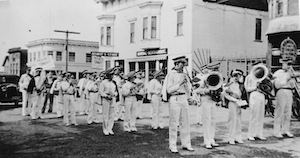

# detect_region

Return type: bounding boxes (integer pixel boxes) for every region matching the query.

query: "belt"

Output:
[89,91,98,93]
[171,93,185,96]
[63,93,74,95]
[279,87,293,90]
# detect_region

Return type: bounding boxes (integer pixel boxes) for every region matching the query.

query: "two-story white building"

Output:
[26,38,99,79]
[97,0,269,81]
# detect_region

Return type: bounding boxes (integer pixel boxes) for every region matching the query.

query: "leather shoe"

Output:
[274,134,283,138]
[236,140,244,144]
[170,148,178,153]
[211,143,219,147]
[205,145,212,149]
[285,132,294,138]
[248,137,255,141]
[257,137,266,141]
[182,147,194,151]
[229,141,235,145]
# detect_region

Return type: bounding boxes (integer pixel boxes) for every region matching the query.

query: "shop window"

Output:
[151,16,157,39]
[106,61,111,70]
[148,61,156,77]
[255,18,262,41]
[86,53,92,63]
[129,62,135,72]
[143,17,148,39]
[69,52,75,62]
[138,62,145,74]
[56,51,62,61]
[48,51,53,57]
[160,60,168,74]
[177,11,183,36]
[130,23,135,43]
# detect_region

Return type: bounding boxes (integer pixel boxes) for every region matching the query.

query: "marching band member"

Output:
[19,66,33,116]
[99,69,118,135]
[83,72,93,115]
[96,71,106,114]
[42,72,54,113]
[134,71,146,119]
[87,72,101,125]
[31,67,46,120]
[223,69,245,144]
[148,70,164,129]
[273,62,297,138]
[162,56,194,153]
[61,72,78,126]
[192,74,203,125]
[244,62,267,141]
[77,70,89,115]
[50,73,64,118]
[194,64,221,149]
[122,71,138,132]
[112,66,124,121]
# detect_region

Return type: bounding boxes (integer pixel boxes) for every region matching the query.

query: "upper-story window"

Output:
[100,27,104,45]
[33,52,36,61]
[277,0,283,16]
[151,16,157,39]
[69,52,75,62]
[56,51,62,61]
[107,26,111,45]
[177,11,183,36]
[130,22,135,43]
[255,18,262,41]
[38,52,40,59]
[48,51,53,57]
[143,17,148,39]
[29,53,32,62]
[86,53,92,63]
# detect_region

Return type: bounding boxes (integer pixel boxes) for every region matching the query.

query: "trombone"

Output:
[184,67,201,106]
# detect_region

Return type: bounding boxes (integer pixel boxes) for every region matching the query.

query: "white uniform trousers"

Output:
[123,96,137,131]
[169,95,192,150]
[136,100,143,118]
[102,97,116,133]
[63,94,77,125]
[228,101,242,142]
[115,101,124,120]
[248,91,265,138]
[274,89,293,135]
[31,92,45,119]
[27,93,35,117]
[88,92,101,124]
[202,96,217,146]
[21,90,30,116]
[79,93,88,115]
[197,105,203,125]
[151,94,163,128]
[55,93,64,117]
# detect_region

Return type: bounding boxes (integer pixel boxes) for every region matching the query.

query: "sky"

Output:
[0,0,101,71]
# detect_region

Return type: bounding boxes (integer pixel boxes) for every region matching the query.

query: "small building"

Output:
[26,38,99,79]
[1,47,28,76]
[97,0,269,81]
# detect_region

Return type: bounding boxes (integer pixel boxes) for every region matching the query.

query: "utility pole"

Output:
[54,30,80,72]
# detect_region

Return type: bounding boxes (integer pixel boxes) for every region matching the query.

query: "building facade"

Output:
[266,0,300,72]
[1,47,28,76]
[97,0,269,81]
[26,38,99,79]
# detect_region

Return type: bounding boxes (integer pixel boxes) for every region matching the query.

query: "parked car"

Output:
[0,74,22,106]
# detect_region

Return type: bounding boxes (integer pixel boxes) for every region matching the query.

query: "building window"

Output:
[130,23,135,43]
[16,63,18,74]
[148,61,156,76]
[129,62,135,72]
[138,62,145,74]
[38,52,40,59]
[100,27,104,45]
[106,26,111,45]
[69,52,75,62]
[177,11,183,36]
[48,51,53,57]
[86,53,92,63]
[151,16,157,39]
[143,17,148,39]
[255,18,262,41]
[56,51,62,61]
[106,61,111,70]
[33,52,36,61]
[277,0,283,16]
[29,53,32,62]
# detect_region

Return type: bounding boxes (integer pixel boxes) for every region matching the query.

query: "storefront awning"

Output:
[126,55,167,62]
[266,15,300,35]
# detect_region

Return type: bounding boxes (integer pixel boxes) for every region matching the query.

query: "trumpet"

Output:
[184,67,201,106]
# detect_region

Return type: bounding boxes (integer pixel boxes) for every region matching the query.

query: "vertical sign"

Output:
[92,52,104,70]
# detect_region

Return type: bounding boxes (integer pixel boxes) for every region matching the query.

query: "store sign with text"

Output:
[91,51,119,57]
[136,48,168,57]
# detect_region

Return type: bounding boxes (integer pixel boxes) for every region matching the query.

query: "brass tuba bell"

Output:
[205,71,223,90]
[250,64,269,82]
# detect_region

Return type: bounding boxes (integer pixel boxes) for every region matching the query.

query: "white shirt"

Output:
[122,81,136,97]
[99,79,117,97]
[273,69,294,89]
[244,75,258,93]
[61,80,76,94]
[19,73,32,92]
[148,78,162,95]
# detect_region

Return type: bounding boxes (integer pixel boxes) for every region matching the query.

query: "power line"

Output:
[54,30,80,72]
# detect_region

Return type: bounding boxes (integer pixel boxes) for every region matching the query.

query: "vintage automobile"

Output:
[0,74,22,106]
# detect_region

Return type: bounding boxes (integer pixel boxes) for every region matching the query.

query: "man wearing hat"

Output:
[244,62,267,141]
[122,71,138,132]
[31,67,46,120]
[148,70,164,129]
[99,68,118,135]
[86,72,101,125]
[61,72,78,126]
[134,71,146,119]
[77,70,89,115]
[19,66,33,116]
[161,56,194,153]
[50,72,64,118]
[223,69,245,145]
[83,72,94,115]
[112,66,124,121]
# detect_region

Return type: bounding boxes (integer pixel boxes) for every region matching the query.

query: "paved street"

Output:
[0,101,300,158]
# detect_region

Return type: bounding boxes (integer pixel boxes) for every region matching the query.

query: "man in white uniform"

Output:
[148,70,164,129]
[273,62,297,138]
[112,66,124,121]
[77,70,89,115]
[162,56,194,153]
[100,69,118,135]
[244,63,267,141]
[134,71,145,119]
[50,73,64,118]
[19,66,33,116]
[87,72,101,125]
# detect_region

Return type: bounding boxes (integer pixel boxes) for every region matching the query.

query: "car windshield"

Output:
[0,76,19,84]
